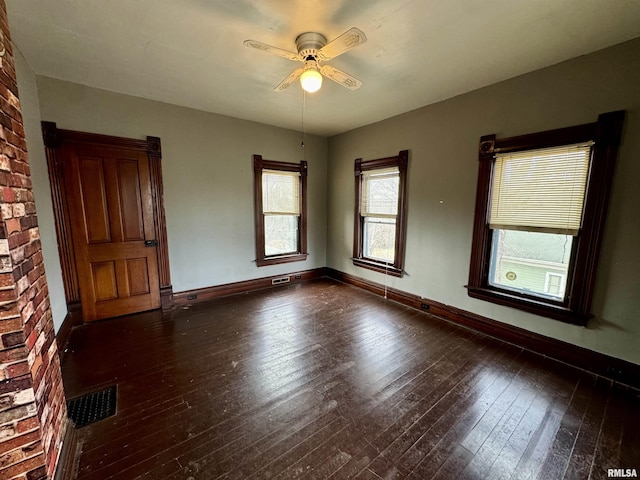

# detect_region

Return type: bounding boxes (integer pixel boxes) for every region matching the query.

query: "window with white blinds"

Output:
[262,170,300,215]
[353,150,408,277]
[253,154,307,267]
[489,142,593,235]
[468,110,624,324]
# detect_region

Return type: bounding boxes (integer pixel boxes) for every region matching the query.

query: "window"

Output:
[467,111,624,325]
[353,150,408,277]
[253,155,307,266]
[545,273,565,297]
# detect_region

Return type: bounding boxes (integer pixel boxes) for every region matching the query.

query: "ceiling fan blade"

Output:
[275,68,304,92]
[320,65,363,90]
[317,27,367,61]
[243,40,301,62]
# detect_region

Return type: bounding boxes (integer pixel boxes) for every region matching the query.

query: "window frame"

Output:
[253,154,308,267]
[467,111,625,325]
[353,150,409,277]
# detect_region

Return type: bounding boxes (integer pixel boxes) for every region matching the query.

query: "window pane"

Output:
[362,169,399,216]
[264,215,298,256]
[489,229,573,300]
[363,217,396,262]
[262,170,300,214]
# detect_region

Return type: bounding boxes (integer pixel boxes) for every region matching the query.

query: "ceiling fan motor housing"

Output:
[296,32,327,59]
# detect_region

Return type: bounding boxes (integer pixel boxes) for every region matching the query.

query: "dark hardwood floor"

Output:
[61,278,640,479]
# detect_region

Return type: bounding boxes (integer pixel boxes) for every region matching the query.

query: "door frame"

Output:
[41,121,173,314]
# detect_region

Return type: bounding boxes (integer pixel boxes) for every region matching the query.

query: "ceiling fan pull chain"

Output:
[301,90,306,156]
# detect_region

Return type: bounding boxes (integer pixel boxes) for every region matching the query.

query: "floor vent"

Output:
[67,385,117,428]
[272,276,290,285]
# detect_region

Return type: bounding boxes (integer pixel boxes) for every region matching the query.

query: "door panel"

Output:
[78,156,111,243]
[64,143,161,321]
[91,261,118,301]
[127,258,151,296]
[117,159,145,242]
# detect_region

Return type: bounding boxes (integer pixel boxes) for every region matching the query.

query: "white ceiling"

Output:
[6,0,640,137]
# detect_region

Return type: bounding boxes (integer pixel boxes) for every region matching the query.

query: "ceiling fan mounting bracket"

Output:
[296,32,327,59]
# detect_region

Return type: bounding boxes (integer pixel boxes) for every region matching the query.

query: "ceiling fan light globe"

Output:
[300,69,322,93]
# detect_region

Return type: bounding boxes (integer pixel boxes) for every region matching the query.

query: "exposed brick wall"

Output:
[0,2,68,479]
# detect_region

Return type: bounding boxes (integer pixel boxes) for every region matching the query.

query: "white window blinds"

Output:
[262,170,300,215]
[489,142,593,235]
[361,167,400,217]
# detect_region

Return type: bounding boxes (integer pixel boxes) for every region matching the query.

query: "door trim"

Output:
[41,122,173,312]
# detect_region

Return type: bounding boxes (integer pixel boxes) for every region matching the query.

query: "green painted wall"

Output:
[328,38,640,365]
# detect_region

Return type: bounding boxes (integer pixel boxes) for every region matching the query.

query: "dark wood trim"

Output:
[492,123,597,154]
[352,258,403,277]
[55,303,82,361]
[147,135,172,309]
[468,135,495,289]
[43,124,149,150]
[53,421,80,480]
[173,268,327,306]
[467,111,625,324]
[253,155,308,267]
[42,121,80,303]
[326,268,640,390]
[572,111,625,315]
[160,286,174,310]
[41,122,173,312]
[353,150,409,276]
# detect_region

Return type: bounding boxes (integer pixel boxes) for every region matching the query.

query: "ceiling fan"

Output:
[244,27,367,93]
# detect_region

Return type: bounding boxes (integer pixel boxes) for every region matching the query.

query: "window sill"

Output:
[257,253,308,267]
[465,285,588,326]
[353,258,403,277]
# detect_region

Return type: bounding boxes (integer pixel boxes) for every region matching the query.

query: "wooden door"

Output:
[63,143,161,321]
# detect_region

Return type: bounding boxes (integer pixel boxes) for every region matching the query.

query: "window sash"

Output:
[361,167,400,217]
[262,169,300,215]
[264,213,299,256]
[489,142,593,235]
[363,216,397,263]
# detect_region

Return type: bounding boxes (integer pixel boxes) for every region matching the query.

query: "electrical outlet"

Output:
[187,294,197,301]
[420,303,430,310]
[294,275,302,280]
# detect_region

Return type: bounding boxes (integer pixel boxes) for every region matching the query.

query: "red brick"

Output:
[0,272,14,287]
[0,429,39,457]
[1,186,13,201]
[0,316,21,334]
[15,417,39,437]
[0,302,20,320]
[0,287,17,302]
[0,346,27,363]
[1,330,24,347]
[27,464,46,480]
[0,453,45,480]
[6,360,29,378]
[4,217,19,235]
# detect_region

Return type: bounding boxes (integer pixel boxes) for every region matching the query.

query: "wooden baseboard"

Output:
[53,420,80,480]
[326,268,640,390]
[56,303,83,361]
[160,285,174,310]
[173,268,328,306]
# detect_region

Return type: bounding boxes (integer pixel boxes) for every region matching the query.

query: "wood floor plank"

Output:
[562,376,612,480]
[58,278,640,480]
[535,372,598,480]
